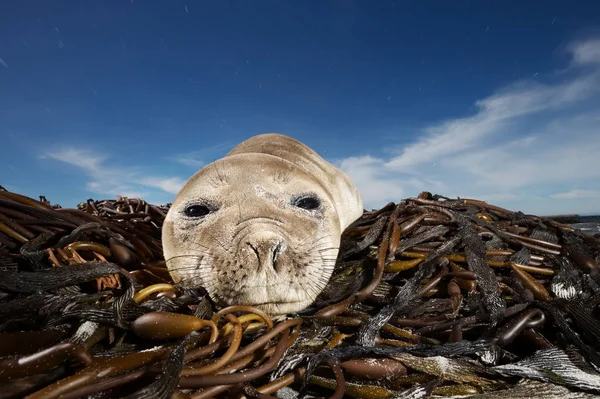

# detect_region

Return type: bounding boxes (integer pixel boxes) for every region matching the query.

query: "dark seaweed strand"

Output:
[299,340,493,398]
[414,303,529,335]
[561,229,600,284]
[390,377,442,399]
[394,224,450,255]
[510,247,532,265]
[550,255,583,299]
[538,302,600,369]
[355,235,461,347]
[350,202,396,227]
[339,214,388,258]
[113,265,136,329]
[47,291,200,327]
[561,301,600,352]
[0,261,124,293]
[47,302,145,328]
[0,294,55,320]
[493,347,600,393]
[53,222,105,248]
[123,338,187,399]
[456,213,506,328]
[0,261,135,328]
[19,232,59,270]
[0,294,76,331]
[462,209,525,247]
[0,197,81,226]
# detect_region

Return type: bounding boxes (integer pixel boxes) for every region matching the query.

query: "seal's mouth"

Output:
[244,299,304,307]
[224,289,306,307]
[247,300,311,317]
[212,287,312,316]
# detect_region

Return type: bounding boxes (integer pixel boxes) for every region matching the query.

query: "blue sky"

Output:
[1,1,600,215]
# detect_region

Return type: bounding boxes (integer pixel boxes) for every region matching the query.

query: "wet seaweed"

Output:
[1,188,600,398]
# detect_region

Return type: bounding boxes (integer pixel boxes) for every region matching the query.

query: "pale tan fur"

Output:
[162,133,363,316]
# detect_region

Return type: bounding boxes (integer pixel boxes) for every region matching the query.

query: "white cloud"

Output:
[167,151,206,168]
[42,147,184,202]
[385,71,599,172]
[139,177,186,194]
[551,190,600,199]
[167,143,235,169]
[570,38,600,66]
[0,58,8,69]
[174,157,204,167]
[335,156,405,209]
[338,38,600,215]
[42,148,105,171]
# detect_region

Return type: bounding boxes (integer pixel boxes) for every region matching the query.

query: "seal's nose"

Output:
[244,231,285,272]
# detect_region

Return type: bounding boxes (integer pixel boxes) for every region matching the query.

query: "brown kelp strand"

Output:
[1,189,600,398]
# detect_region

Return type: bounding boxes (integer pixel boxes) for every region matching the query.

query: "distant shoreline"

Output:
[542,214,600,224]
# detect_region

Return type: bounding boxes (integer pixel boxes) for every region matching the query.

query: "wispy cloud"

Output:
[167,150,206,168]
[42,148,185,202]
[551,189,600,199]
[139,177,187,194]
[336,156,405,209]
[172,156,204,168]
[337,37,600,215]
[570,38,600,66]
[167,142,235,168]
[0,58,8,69]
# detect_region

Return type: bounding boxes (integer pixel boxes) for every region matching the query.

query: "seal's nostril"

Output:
[245,239,283,270]
[272,241,283,264]
[273,241,281,256]
[246,242,260,260]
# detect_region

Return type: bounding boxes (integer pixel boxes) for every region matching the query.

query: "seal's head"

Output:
[162,133,363,316]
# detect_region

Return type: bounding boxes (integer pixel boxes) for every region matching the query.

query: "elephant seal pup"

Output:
[162,133,363,316]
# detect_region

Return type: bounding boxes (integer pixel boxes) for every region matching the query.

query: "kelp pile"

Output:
[1,188,600,399]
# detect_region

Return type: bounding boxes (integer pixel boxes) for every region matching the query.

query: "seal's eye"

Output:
[294,195,321,210]
[184,204,211,218]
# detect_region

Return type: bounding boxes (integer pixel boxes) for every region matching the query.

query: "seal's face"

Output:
[163,154,343,316]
